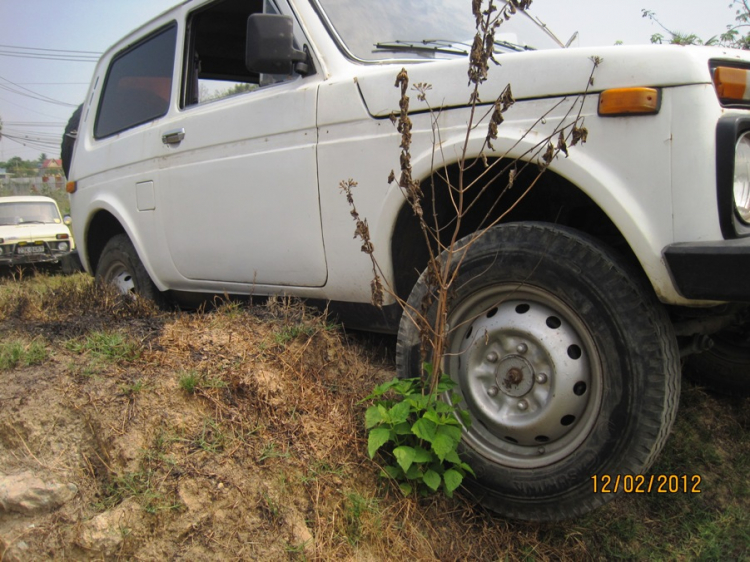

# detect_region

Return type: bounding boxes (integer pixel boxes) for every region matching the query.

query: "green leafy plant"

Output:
[363,372,473,497]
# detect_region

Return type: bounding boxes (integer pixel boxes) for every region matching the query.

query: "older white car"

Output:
[0,195,77,270]
[65,0,750,520]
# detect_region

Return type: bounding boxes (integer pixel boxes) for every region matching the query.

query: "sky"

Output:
[0,0,739,163]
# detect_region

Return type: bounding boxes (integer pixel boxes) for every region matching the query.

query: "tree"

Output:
[644,1,750,49]
[2,156,38,177]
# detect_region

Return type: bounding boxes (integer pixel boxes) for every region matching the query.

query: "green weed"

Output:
[178,371,199,394]
[119,379,145,397]
[0,339,48,370]
[343,492,379,546]
[258,442,289,463]
[178,370,227,394]
[67,331,141,362]
[273,324,316,345]
[99,470,181,515]
[193,418,227,453]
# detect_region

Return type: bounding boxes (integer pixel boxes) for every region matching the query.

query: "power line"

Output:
[0,76,79,107]
[0,44,101,63]
[12,82,89,86]
[0,94,72,121]
[3,127,62,138]
[2,132,62,153]
[0,44,101,55]
[0,51,100,63]
[3,122,66,127]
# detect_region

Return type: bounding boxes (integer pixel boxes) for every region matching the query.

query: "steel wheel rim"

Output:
[103,261,136,295]
[445,283,603,469]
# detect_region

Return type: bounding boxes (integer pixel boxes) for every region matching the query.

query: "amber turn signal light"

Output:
[66,181,77,194]
[599,88,661,116]
[713,66,750,104]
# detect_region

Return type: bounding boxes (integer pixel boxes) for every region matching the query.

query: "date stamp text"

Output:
[591,474,701,494]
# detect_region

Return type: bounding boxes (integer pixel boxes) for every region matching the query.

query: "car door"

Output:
[158,0,326,288]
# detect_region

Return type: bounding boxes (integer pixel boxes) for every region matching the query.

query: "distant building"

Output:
[42,159,63,172]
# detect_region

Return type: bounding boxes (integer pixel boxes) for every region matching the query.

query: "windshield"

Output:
[314,0,562,61]
[0,201,62,226]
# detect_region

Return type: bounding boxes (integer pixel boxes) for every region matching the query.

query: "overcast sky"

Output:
[0,0,739,162]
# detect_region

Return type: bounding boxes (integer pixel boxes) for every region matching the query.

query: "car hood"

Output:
[355,44,750,117]
[0,223,72,243]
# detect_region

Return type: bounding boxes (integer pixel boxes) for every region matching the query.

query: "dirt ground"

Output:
[0,277,389,560]
[0,273,748,561]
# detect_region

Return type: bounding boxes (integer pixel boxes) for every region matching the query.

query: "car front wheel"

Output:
[396,223,681,521]
[685,322,750,396]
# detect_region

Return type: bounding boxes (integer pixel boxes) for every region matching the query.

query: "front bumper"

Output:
[0,244,75,267]
[664,238,750,301]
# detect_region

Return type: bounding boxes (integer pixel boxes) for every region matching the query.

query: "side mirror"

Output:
[246,14,309,76]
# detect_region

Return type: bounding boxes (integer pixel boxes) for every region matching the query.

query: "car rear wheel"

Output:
[96,234,164,305]
[396,222,681,521]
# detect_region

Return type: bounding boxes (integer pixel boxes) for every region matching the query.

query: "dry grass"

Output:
[0,271,748,560]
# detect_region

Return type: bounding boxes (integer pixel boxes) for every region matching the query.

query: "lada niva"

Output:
[65,0,750,520]
[0,195,77,270]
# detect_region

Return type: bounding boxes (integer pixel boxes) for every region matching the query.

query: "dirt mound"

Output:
[0,277,519,560]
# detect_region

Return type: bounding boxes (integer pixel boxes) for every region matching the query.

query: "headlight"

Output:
[734,133,750,224]
[57,242,70,252]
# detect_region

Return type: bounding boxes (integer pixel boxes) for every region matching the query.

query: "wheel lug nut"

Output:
[517,399,528,411]
[535,373,548,384]
[488,385,499,397]
[516,343,528,354]
[487,352,499,363]
[538,447,546,455]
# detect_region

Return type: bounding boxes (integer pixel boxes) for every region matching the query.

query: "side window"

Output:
[95,25,177,139]
[182,0,298,107]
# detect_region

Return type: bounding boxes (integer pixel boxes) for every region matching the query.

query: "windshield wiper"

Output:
[374,39,468,56]
[494,39,535,52]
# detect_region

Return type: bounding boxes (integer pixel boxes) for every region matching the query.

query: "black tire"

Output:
[396,223,680,521]
[61,104,83,178]
[95,234,164,305]
[684,324,750,396]
[60,253,83,275]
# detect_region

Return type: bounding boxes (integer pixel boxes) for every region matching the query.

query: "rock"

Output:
[287,512,314,556]
[77,498,141,555]
[0,472,78,515]
[0,539,30,562]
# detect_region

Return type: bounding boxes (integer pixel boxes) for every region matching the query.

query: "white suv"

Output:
[66,0,750,520]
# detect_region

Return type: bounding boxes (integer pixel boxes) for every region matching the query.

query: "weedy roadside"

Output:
[0,272,747,560]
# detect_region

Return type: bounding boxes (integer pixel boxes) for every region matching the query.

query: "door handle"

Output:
[162,128,186,145]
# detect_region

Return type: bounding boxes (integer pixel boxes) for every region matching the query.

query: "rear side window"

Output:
[95,24,177,139]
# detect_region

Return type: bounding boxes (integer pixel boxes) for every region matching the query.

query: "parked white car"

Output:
[65,0,750,520]
[0,195,77,270]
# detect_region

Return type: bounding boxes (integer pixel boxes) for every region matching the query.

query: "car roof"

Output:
[0,196,58,205]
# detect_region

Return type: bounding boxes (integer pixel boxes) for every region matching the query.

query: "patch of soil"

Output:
[0,292,395,559]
